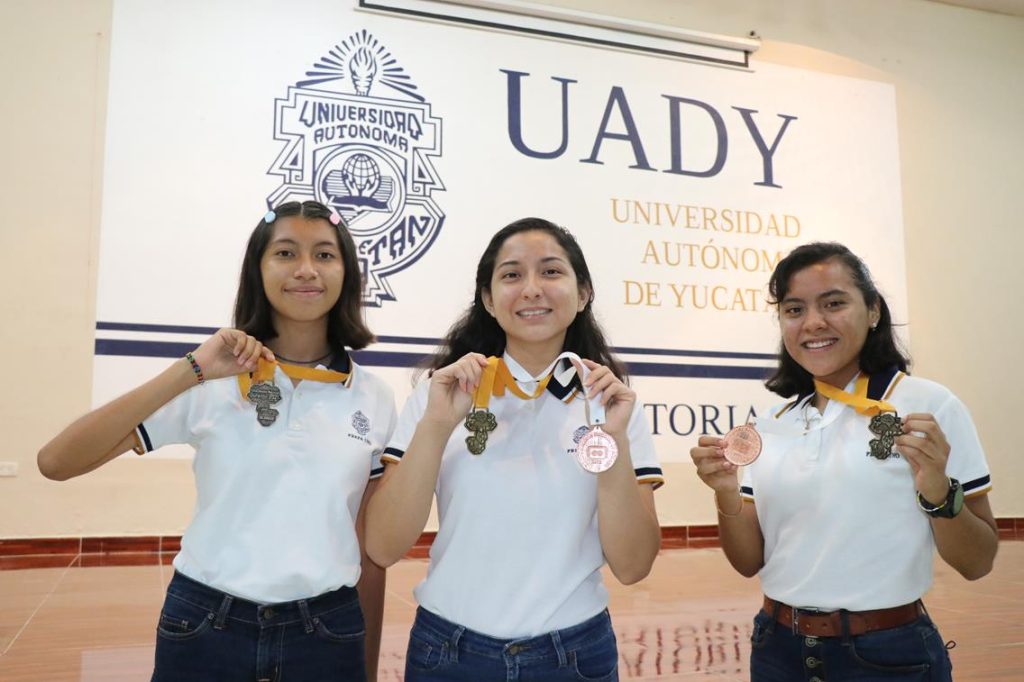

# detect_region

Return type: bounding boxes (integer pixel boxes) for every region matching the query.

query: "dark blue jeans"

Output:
[750,608,953,681]
[151,571,366,682]
[404,607,620,681]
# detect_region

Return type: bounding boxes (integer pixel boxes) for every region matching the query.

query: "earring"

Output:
[870,323,878,331]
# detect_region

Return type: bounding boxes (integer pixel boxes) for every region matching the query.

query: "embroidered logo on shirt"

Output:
[567,424,591,454]
[571,425,590,444]
[352,411,371,436]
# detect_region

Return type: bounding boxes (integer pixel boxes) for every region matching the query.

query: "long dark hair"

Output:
[427,217,628,380]
[765,242,909,397]
[233,200,374,351]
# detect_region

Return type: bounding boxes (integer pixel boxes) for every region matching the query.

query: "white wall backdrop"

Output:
[93,0,906,464]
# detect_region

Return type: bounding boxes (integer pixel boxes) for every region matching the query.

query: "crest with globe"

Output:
[320,150,395,218]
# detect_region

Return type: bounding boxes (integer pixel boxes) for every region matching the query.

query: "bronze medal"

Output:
[574,425,618,473]
[721,424,762,465]
[868,412,901,460]
[464,409,497,455]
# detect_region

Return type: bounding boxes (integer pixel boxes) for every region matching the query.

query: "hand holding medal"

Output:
[238,356,352,427]
[563,354,634,474]
[893,412,953,504]
[190,328,276,381]
[422,353,490,432]
[814,375,901,460]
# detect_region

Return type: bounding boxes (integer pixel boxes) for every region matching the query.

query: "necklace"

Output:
[272,350,332,366]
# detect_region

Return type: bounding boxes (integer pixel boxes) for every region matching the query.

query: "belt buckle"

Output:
[791,606,825,635]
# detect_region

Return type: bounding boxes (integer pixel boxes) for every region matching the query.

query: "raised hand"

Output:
[190,329,276,382]
[690,435,741,493]
[423,353,490,430]
[575,358,635,437]
[896,413,952,505]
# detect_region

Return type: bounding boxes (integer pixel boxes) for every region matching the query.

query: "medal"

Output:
[557,352,619,473]
[575,425,618,473]
[247,382,282,426]
[464,409,497,455]
[721,424,762,465]
[463,356,554,455]
[868,412,902,460]
[465,356,500,455]
[814,373,902,459]
[238,357,352,427]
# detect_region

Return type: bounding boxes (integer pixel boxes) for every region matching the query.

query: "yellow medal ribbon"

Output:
[238,357,352,401]
[464,356,556,455]
[813,374,896,416]
[467,357,555,409]
[469,356,501,410]
[493,358,552,400]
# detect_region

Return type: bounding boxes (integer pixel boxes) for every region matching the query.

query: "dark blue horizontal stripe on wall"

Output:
[94,339,772,380]
[96,321,778,362]
[614,346,776,361]
[97,321,220,335]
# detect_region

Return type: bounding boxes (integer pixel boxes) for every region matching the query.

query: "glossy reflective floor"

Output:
[1,544,1023,680]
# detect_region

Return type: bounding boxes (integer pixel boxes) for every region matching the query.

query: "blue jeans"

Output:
[151,571,366,681]
[404,607,620,681]
[750,608,953,681]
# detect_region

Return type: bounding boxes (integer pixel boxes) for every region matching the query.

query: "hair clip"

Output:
[329,211,342,226]
[264,210,277,224]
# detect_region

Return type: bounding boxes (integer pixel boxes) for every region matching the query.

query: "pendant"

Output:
[574,426,618,473]
[721,424,762,465]
[464,409,497,455]
[247,382,282,427]
[868,412,902,460]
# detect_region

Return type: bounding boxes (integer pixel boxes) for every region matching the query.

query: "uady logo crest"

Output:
[352,410,371,437]
[268,30,445,306]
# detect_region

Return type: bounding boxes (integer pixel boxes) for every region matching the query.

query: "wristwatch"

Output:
[917,477,964,519]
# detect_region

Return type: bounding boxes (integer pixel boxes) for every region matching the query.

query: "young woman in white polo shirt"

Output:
[366,217,663,681]
[38,200,395,682]
[691,242,998,681]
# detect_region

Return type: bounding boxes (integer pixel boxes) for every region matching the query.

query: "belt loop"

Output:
[449,626,464,664]
[550,629,568,668]
[839,609,851,644]
[213,594,233,631]
[297,599,315,634]
[766,597,780,634]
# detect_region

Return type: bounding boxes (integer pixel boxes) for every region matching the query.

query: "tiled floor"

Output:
[1,544,1022,680]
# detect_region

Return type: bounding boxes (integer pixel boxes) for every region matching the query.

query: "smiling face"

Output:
[481,230,590,366]
[779,257,881,389]
[260,215,344,327]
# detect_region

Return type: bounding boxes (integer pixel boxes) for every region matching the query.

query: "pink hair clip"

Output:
[329,211,342,226]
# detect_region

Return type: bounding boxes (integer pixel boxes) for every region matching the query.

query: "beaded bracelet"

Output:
[185,351,205,385]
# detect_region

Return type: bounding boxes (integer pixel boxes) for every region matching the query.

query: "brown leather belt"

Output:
[763,596,924,637]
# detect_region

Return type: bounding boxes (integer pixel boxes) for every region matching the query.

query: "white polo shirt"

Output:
[383,353,663,638]
[741,371,991,611]
[137,354,396,604]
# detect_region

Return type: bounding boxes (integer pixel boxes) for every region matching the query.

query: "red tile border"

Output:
[3,521,1021,570]
[660,527,687,549]
[687,525,720,539]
